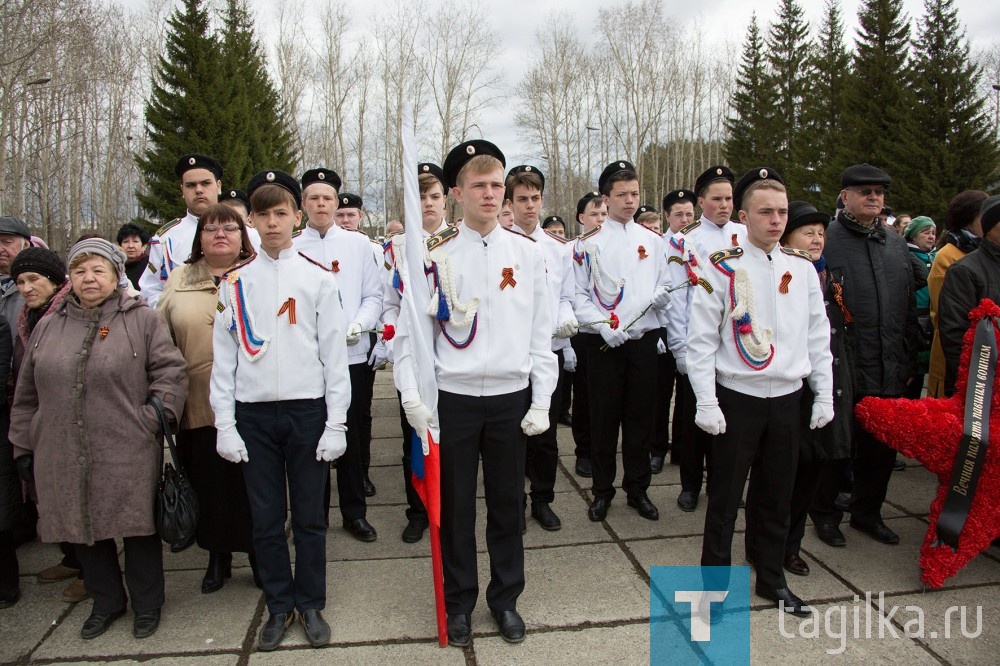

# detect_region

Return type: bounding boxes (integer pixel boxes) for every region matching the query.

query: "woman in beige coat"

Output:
[9,238,187,640]
[158,203,257,594]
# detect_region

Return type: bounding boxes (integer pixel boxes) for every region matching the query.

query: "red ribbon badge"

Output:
[331,260,340,273]
[779,272,792,294]
[500,267,516,290]
[99,326,109,339]
[638,245,648,259]
[277,297,297,324]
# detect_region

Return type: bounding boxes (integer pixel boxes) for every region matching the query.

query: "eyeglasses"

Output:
[851,187,887,197]
[202,223,241,233]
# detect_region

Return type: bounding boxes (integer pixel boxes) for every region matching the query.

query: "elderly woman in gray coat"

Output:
[9,238,187,640]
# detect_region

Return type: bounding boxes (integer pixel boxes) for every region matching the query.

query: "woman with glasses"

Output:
[157,204,259,594]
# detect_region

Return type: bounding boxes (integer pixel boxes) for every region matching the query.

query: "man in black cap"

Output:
[140,154,223,308]
[394,140,557,646]
[664,167,741,512]
[814,163,917,548]
[574,160,670,523]
[0,216,33,336]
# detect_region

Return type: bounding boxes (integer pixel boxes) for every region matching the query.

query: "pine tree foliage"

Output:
[724,13,771,177]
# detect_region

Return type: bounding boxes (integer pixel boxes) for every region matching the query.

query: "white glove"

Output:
[346,321,363,346]
[562,346,577,372]
[599,324,629,348]
[556,318,580,339]
[216,426,249,463]
[520,405,550,436]
[810,399,835,430]
[675,355,688,375]
[656,338,667,354]
[317,424,347,461]
[650,286,671,309]
[695,402,727,436]
[385,339,395,364]
[369,339,389,369]
[402,399,433,455]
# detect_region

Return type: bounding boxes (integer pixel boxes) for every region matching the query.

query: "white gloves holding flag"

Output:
[810,397,834,430]
[695,400,727,436]
[556,318,580,339]
[217,426,249,463]
[316,424,347,461]
[520,405,549,436]
[402,399,434,455]
[346,321,363,346]
[562,346,577,372]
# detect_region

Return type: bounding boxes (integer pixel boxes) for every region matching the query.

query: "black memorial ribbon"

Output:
[936,316,997,550]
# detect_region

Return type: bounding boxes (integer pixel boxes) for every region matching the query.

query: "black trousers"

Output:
[527,349,565,504]
[847,405,898,525]
[238,398,327,614]
[676,374,713,493]
[75,534,163,615]
[361,337,377,473]
[807,459,849,527]
[0,530,17,599]
[586,331,657,501]
[327,363,368,522]
[397,391,427,522]
[570,333,598,460]
[650,337,676,458]
[703,385,801,591]
[438,388,529,615]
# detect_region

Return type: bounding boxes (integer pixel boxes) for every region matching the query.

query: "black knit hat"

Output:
[10,247,67,286]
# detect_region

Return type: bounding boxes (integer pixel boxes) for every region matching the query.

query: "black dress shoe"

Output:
[558,413,572,427]
[362,473,377,497]
[202,551,233,594]
[446,613,471,647]
[677,490,698,512]
[531,502,562,531]
[650,455,665,474]
[343,518,377,542]
[258,612,293,651]
[893,458,906,472]
[0,589,21,610]
[133,608,161,639]
[299,608,331,646]
[849,518,900,544]
[755,584,812,616]
[575,457,592,478]
[588,497,610,522]
[169,535,195,553]
[783,554,810,576]
[815,522,847,547]
[402,517,429,543]
[80,608,126,639]
[492,609,526,643]
[627,494,659,520]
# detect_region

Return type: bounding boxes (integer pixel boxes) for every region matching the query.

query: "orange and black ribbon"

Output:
[500,267,516,290]
[832,281,852,323]
[277,297,297,324]
[331,260,340,273]
[778,272,792,294]
[638,245,648,259]
[99,326,109,339]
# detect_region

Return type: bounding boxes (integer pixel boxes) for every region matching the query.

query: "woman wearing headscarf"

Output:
[157,203,258,593]
[9,238,187,640]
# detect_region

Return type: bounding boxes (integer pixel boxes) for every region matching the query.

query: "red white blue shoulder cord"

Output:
[712,258,774,370]
[424,245,480,348]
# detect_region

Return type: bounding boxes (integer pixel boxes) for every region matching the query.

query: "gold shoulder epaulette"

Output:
[781,247,813,261]
[386,229,404,239]
[223,254,257,277]
[580,225,602,240]
[426,225,459,251]
[298,252,332,272]
[155,218,182,236]
[640,225,662,238]
[505,227,536,241]
[291,229,303,238]
[710,247,743,265]
[543,229,569,244]
[679,220,701,235]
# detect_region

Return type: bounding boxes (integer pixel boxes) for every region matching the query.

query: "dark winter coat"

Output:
[0,317,16,532]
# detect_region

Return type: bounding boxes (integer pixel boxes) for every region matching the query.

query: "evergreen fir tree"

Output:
[901,0,999,220]
[725,13,771,177]
[763,0,811,202]
[801,0,851,210]
[137,0,225,221]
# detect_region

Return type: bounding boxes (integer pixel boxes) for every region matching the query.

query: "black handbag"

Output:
[149,394,199,548]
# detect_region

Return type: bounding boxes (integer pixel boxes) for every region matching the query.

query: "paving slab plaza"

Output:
[3,368,999,665]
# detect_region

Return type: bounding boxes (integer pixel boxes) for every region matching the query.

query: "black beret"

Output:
[301,168,342,192]
[219,189,250,212]
[506,164,545,192]
[10,247,66,286]
[418,162,447,191]
[0,216,32,239]
[443,140,506,189]
[694,165,735,198]
[784,201,831,239]
[734,166,785,211]
[338,192,363,210]
[598,160,637,195]
[175,153,223,180]
[633,205,658,222]
[980,195,1000,236]
[662,189,697,212]
[246,170,302,210]
[840,163,891,188]
[542,215,564,229]
[576,190,602,217]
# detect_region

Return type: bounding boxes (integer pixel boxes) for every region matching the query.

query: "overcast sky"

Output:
[131,0,999,166]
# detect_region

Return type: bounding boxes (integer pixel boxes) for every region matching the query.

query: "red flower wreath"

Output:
[855,298,1000,588]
